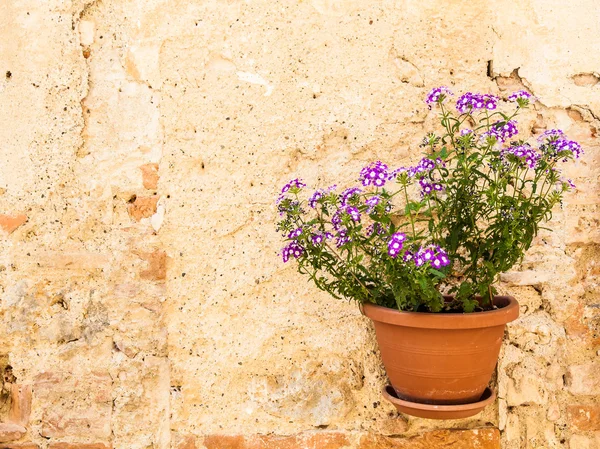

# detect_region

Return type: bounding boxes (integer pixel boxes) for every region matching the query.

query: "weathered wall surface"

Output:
[0,1,598,448]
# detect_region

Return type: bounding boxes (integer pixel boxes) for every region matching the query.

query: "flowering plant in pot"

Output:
[275,88,582,418]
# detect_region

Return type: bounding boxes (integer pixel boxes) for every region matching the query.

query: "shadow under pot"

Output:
[362,295,519,419]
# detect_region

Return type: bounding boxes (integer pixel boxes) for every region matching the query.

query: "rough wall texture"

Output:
[0,1,598,448]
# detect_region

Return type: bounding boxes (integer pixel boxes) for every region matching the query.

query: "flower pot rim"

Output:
[361,295,519,329]
[382,385,496,419]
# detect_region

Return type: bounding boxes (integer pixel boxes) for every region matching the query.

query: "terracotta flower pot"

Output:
[362,295,519,405]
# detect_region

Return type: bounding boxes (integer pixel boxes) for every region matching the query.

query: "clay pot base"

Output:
[382,385,496,420]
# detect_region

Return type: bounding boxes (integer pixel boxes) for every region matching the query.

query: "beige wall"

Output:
[0,1,599,448]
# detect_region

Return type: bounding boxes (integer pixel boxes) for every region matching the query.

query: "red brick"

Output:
[128,196,158,221]
[139,250,167,281]
[0,423,26,443]
[568,405,600,431]
[0,214,27,234]
[140,163,159,190]
[203,433,349,449]
[173,434,196,449]
[48,444,111,449]
[0,444,39,449]
[564,304,600,348]
[8,384,32,427]
[357,428,501,449]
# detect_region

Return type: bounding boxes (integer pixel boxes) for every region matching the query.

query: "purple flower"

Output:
[456,92,498,114]
[414,245,450,269]
[417,158,436,171]
[425,86,454,109]
[345,206,361,222]
[311,233,325,245]
[567,179,576,189]
[359,161,389,187]
[554,139,583,159]
[308,185,337,208]
[460,128,474,136]
[387,232,407,258]
[537,129,565,144]
[502,145,541,169]
[420,182,434,196]
[488,120,518,142]
[335,230,350,248]
[288,227,303,239]
[332,205,361,230]
[365,222,386,237]
[508,90,535,103]
[308,190,324,208]
[365,195,381,213]
[282,241,304,262]
[281,178,306,193]
[340,187,362,206]
[388,167,408,180]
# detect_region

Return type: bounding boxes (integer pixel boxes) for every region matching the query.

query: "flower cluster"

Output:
[554,139,583,159]
[456,92,498,114]
[340,187,362,206]
[425,86,454,109]
[359,161,389,187]
[308,185,336,208]
[508,90,534,103]
[538,130,584,159]
[311,232,332,245]
[501,145,541,169]
[288,227,303,239]
[538,129,565,143]
[281,178,306,193]
[419,178,444,196]
[412,246,450,269]
[387,232,407,258]
[282,241,304,262]
[365,222,386,237]
[365,195,381,213]
[488,120,518,142]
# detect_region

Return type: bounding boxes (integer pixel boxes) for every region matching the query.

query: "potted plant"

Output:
[275,87,582,419]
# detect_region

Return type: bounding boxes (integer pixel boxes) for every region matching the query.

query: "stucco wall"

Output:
[0,1,599,448]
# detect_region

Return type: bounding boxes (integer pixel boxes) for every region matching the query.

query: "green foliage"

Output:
[275,93,578,312]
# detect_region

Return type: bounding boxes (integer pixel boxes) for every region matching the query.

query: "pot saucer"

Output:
[382,385,496,420]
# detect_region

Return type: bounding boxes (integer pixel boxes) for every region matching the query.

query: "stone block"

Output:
[566,363,600,395]
[567,405,600,431]
[7,384,32,427]
[357,428,501,448]
[0,424,26,443]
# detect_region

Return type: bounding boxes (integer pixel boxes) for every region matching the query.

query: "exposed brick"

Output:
[8,384,32,427]
[357,428,500,449]
[203,432,349,449]
[0,423,26,443]
[0,444,40,449]
[564,304,600,348]
[0,214,27,234]
[202,430,500,449]
[566,363,600,395]
[140,163,159,190]
[128,196,158,221]
[568,405,600,431]
[173,434,196,449]
[48,444,111,449]
[139,250,167,281]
